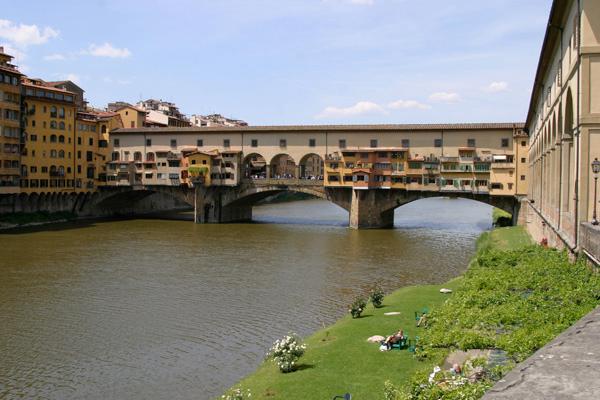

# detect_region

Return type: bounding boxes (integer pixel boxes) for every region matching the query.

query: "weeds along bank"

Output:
[222,227,600,400]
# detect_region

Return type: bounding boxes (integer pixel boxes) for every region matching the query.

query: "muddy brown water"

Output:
[0,197,493,399]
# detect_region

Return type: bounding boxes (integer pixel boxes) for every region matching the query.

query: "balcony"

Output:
[491,162,515,169]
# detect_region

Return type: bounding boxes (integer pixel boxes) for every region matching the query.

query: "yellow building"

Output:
[324,128,527,197]
[75,110,122,190]
[0,47,22,194]
[20,78,78,193]
[526,0,600,257]
[113,105,146,129]
[183,151,214,187]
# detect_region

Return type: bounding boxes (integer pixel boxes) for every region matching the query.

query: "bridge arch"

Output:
[269,153,296,178]
[243,153,267,179]
[298,153,324,180]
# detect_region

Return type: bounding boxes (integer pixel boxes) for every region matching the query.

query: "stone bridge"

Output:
[209,179,523,228]
[0,181,524,228]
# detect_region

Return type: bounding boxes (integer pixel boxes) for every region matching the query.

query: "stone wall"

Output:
[580,223,600,265]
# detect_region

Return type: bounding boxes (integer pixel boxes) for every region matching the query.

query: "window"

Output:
[134,152,142,162]
[111,152,119,161]
[101,125,107,134]
[50,134,57,143]
[370,139,378,148]
[77,165,82,174]
[87,151,93,162]
[520,175,526,181]
[197,139,203,147]
[280,139,287,148]
[89,138,93,146]
[146,152,155,162]
[41,166,48,173]
[146,139,152,146]
[59,135,65,143]
[58,108,65,118]
[434,138,443,148]
[30,134,37,141]
[339,139,346,149]
[50,106,57,118]
[50,149,57,158]
[114,139,120,147]
[223,139,230,148]
[59,150,65,158]
[402,139,409,148]
[251,139,258,147]
[58,122,65,130]
[30,166,37,173]
[521,140,526,147]
[309,138,316,147]
[521,157,526,163]
[170,139,177,148]
[77,137,82,145]
[467,138,476,147]
[77,151,81,159]
[501,138,509,147]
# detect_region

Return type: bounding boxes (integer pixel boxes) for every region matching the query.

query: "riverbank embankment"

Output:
[224,226,600,399]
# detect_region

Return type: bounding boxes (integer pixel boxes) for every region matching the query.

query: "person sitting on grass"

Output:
[382,329,404,349]
[417,312,428,327]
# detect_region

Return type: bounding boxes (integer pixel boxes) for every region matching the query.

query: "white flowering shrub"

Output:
[222,387,251,400]
[267,333,307,373]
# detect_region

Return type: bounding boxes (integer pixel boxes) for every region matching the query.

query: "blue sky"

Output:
[1,0,550,125]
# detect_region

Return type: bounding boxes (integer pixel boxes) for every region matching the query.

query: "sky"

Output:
[1,0,551,125]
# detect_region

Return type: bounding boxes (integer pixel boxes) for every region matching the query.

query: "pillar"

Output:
[349,189,394,229]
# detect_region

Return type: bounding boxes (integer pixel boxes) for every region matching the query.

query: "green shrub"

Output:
[267,333,307,373]
[370,285,385,308]
[349,296,367,318]
[416,246,600,362]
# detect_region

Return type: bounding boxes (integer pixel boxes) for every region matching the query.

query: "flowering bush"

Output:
[370,285,385,308]
[267,333,307,373]
[221,387,251,400]
[349,296,367,318]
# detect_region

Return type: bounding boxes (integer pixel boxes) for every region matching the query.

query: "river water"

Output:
[0,198,492,399]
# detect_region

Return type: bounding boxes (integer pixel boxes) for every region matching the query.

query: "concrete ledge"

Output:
[483,306,600,400]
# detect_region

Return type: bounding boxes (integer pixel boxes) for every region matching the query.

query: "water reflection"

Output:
[0,198,492,399]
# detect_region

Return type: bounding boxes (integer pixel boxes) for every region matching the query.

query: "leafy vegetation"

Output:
[267,334,307,373]
[349,296,368,318]
[492,208,512,227]
[370,285,385,308]
[415,246,600,362]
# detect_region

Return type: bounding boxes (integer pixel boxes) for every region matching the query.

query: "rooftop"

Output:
[113,122,525,135]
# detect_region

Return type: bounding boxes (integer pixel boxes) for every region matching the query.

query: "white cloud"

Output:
[387,99,431,110]
[485,81,509,93]
[85,43,131,58]
[429,92,461,103]
[316,101,385,119]
[0,19,58,47]
[43,53,65,61]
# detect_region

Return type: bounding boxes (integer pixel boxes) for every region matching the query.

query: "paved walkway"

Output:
[483,306,600,400]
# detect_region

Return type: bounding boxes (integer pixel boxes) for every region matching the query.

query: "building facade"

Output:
[0,47,22,194]
[526,0,600,259]
[110,124,527,197]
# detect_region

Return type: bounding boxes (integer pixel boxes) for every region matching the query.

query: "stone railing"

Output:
[242,178,324,187]
[580,223,600,265]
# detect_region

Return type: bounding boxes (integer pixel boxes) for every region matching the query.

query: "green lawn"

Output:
[475,226,532,252]
[230,281,462,399]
